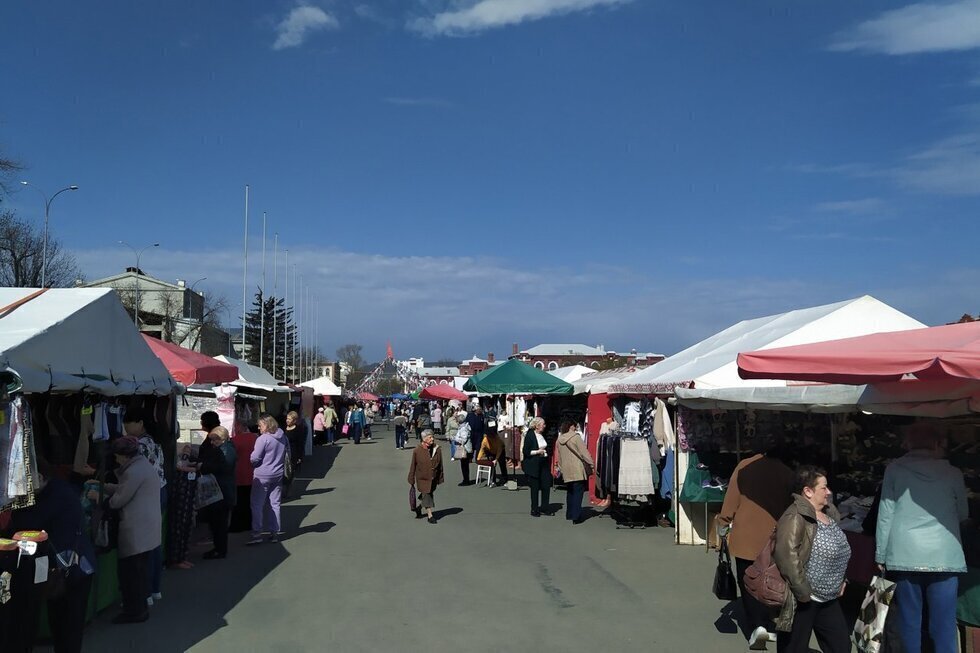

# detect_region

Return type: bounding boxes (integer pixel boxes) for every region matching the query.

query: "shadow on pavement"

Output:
[432,507,463,520]
[74,445,342,653]
[713,600,740,635]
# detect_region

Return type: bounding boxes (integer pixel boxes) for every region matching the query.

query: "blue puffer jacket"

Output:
[875,450,969,573]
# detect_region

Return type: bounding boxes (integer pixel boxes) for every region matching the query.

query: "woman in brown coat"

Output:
[408,430,444,524]
[556,421,594,524]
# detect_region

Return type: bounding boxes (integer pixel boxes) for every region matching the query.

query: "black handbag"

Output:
[713,538,738,601]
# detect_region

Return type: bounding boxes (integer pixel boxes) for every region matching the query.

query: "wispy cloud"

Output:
[70,244,970,361]
[408,0,632,37]
[813,198,886,215]
[272,5,339,50]
[830,0,980,55]
[894,132,980,195]
[383,96,455,108]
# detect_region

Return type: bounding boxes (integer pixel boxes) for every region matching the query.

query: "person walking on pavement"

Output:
[392,410,409,449]
[431,403,443,436]
[347,403,366,444]
[313,408,326,446]
[522,417,552,517]
[284,411,306,467]
[248,414,289,545]
[408,430,444,524]
[718,446,795,649]
[556,420,595,524]
[322,403,339,445]
[452,412,473,485]
[415,407,432,442]
[876,423,969,653]
[444,405,460,457]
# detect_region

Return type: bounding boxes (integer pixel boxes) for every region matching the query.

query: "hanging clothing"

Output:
[623,402,641,433]
[618,438,656,496]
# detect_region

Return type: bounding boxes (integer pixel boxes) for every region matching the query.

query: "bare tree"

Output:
[0,151,23,199]
[0,210,81,287]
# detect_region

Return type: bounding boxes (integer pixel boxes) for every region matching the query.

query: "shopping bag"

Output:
[194,474,224,510]
[342,424,350,435]
[713,538,738,601]
[409,485,417,512]
[852,575,897,653]
[744,530,787,608]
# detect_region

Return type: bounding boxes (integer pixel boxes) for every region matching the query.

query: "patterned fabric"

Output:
[806,519,851,602]
[167,470,197,564]
[139,435,167,488]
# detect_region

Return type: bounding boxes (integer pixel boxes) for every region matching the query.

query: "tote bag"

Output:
[852,575,897,653]
[409,485,417,512]
[713,538,738,601]
[194,474,224,510]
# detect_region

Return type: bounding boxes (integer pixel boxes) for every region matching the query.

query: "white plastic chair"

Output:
[475,464,494,487]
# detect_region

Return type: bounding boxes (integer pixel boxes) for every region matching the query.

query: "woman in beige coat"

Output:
[556,421,594,524]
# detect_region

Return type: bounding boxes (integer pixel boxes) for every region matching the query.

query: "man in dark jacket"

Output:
[466,406,485,457]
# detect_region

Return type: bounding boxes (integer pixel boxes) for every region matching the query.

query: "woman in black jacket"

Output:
[522,417,552,517]
[195,426,237,560]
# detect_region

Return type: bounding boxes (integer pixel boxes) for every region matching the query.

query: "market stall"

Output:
[607,295,925,543]
[463,360,574,474]
[0,288,178,634]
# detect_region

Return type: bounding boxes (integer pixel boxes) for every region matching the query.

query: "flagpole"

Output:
[260,211,267,370]
[273,233,279,380]
[292,264,298,382]
[284,249,290,382]
[241,184,249,359]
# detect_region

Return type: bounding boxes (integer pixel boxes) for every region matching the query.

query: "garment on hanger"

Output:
[618,438,656,496]
[623,402,641,433]
[1,397,37,510]
[214,385,237,434]
[93,402,110,442]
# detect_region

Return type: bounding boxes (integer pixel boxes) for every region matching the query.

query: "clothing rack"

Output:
[595,432,659,529]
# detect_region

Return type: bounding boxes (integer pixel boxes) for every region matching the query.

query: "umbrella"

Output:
[391,393,409,400]
[358,391,380,401]
[738,321,980,384]
[463,359,573,394]
[419,384,468,401]
[142,335,238,386]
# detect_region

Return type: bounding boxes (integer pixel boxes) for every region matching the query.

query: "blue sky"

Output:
[3,0,979,362]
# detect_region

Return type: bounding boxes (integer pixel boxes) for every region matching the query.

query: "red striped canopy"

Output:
[141,335,238,386]
[419,384,468,401]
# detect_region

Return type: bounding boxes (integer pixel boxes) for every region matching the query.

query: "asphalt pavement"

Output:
[70,422,749,652]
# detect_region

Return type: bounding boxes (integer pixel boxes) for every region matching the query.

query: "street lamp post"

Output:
[119,241,160,328]
[20,181,79,288]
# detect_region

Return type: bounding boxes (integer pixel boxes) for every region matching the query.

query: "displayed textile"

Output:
[167,467,197,565]
[618,438,656,496]
[1,397,37,511]
[660,444,674,499]
[93,403,110,441]
[214,385,237,435]
[623,402,641,433]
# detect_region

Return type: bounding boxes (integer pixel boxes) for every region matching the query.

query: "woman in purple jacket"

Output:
[248,414,289,545]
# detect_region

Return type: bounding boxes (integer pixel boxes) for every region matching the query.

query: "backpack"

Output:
[743,529,787,608]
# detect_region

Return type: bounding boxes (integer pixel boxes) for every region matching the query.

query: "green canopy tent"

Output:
[464,360,573,477]
[463,359,574,395]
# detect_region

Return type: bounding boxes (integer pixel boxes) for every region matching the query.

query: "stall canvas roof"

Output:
[609,295,925,395]
[463,359,573,395]
[570,366,639,395]
[142,335,238,386]
[299,375,343,396]
[213,355,290,393]
[0,288,176,396]
[548,365,596,383]
[737,320,980,384]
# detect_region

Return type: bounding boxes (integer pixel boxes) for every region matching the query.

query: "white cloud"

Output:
[408,0,631,37]
[894,131,980,194]
[383,96,455,108]
[272,5,339,50]
[70,244,972,362]
[813,198,886,214]
[830,0,980,55]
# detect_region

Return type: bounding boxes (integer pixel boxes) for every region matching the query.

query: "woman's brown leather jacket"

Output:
[772,494,842,632]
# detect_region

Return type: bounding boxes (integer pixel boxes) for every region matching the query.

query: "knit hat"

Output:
[112,436,140,457]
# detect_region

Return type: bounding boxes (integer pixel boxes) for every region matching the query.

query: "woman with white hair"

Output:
[452,411,473,486]
[521,417,552,517]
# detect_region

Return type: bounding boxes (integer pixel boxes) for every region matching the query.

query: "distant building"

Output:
[508,343,664,371]
[82,269,229,356]
[458,353,500,376]
[418,367,459,385]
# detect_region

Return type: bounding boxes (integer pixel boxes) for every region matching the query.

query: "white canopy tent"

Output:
[0,288,176,396]
[571,367,639,395]
[548,365,596,384]
[299,375,343,397]
[610,295,925,395]
[213,355,290,393]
